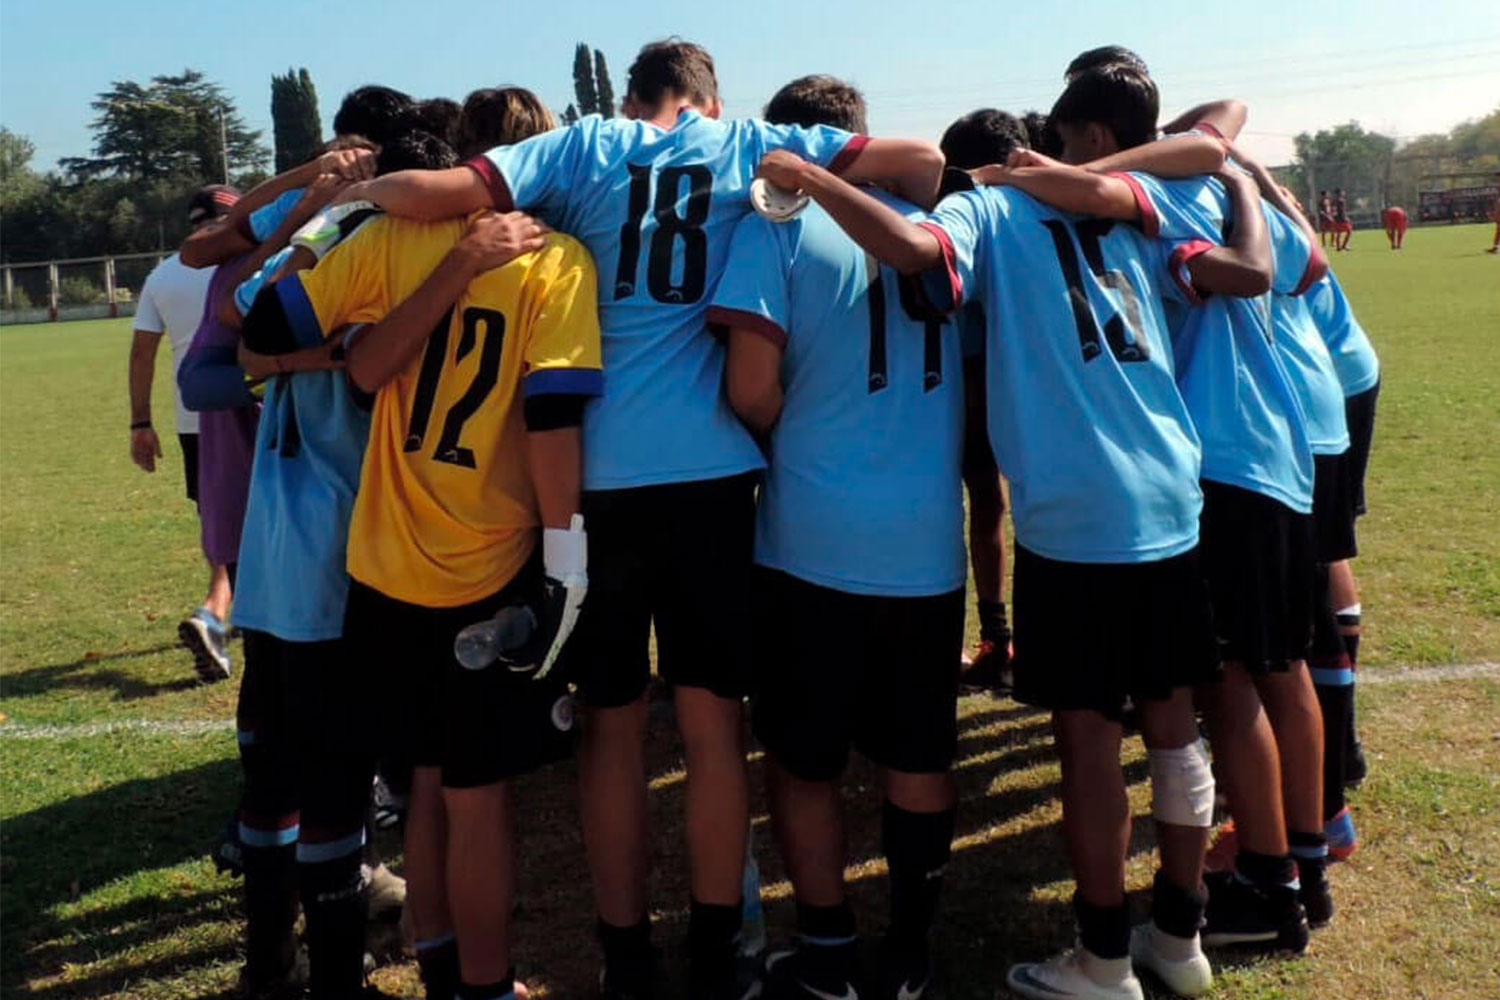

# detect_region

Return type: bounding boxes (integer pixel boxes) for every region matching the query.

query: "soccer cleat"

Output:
[371,774,407,830]
[212,814,245,878]
[1202,821,1238,874]
[959,639,1012,695]
[599,952,660,1000]
[873,940,930,1000]
[180,606,232,682]
[763,945,859,1000]
[1344,738,1368,789]
[1324,807,1358,861]
[692,954,765,1000]
[1006,944,1143,1000]
[1297,859,1334,930]
[1129,923,1212,998]
[1201,872,1309,953]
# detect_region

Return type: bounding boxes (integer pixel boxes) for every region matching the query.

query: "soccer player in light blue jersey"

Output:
[710,76,965,1000]
[346,39,945,1000]
[754,64,1239,1000]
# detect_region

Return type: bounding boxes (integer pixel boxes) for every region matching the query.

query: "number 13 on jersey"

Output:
[614,164,713,304]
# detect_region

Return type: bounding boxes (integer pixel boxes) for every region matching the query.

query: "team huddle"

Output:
[128,37,1383,1000]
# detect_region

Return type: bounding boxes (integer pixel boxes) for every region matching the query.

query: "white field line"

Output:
[1,663,1496,740]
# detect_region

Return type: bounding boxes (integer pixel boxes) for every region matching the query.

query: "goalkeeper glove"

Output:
[494,513,588,680]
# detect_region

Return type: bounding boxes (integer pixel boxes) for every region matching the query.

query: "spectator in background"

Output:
[128,183,241,682]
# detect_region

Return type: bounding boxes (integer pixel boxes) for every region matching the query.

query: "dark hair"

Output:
[405,98,462,147]
[1065,45,1149,81]
[1050,65,1159,151]
[375,130,458,174]
[1021,110,1063,159]
[940,109,1030,170]
[332,85,414,145]
[456,87,557,159]
[626,38,718,107]
[764,75,867,134]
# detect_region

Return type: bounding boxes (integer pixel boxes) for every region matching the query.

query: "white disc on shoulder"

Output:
[750,177,810,222]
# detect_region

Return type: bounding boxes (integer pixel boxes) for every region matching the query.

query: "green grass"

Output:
[2,222,1499,998]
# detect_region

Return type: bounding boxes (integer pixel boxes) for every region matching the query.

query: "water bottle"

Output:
[739,837,767,957]
[453,605,536,670]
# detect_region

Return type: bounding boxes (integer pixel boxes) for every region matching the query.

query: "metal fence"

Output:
[1,251,171,326]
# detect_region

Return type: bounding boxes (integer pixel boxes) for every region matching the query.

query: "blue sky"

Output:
[2,0,1497,172]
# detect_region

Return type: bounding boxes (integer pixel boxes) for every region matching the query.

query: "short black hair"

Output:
[375,130,458,174]
[940,109,1030,170]
[1022,111,1063,159]
[1065,45,1149,81]
[456,87,557,159]
[627,38,718,107]
[764,75,867,134]
[333,86,415,146]
[406,98,462,148]
[1050,64,1159,151]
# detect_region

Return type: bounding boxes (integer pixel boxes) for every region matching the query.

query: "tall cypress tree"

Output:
[271,68,322,171]
[594,49,616,117]
[572,43,599,117]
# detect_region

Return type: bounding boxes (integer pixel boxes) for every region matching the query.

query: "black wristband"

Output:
[130,420,152,431]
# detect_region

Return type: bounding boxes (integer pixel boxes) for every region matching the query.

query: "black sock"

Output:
[457,970,516,1000]
[977,600,1009,645]
[1313,678,1353,821]
[598,914,652,989]
[882,801,955,951]
[1234,850,1297,891]
[796,900,857,944]
[1288,830,1328,883]
[1150,869,1207,939]
[793,902,859,984]
[241,842,300,990]
[1073,892,1130,960]
[686,900,741,983]
[299,850,368,998]
[416,935,460,1000]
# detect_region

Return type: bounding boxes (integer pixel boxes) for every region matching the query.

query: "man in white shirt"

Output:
[127,183,241,681]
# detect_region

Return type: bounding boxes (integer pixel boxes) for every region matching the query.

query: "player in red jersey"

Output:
[1489,173,1499,253]
[1318,191,1334,248]
[1381,204,1407,249]
[1332,189,1352,251]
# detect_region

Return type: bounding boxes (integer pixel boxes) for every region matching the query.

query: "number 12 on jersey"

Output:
[614,164,713,305]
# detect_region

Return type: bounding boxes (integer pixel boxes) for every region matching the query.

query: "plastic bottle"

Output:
[453,605,536,670]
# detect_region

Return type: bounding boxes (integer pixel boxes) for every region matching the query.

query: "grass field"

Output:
[2,222,1498,999]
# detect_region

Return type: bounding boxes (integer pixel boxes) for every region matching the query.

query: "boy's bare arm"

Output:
[724,328,785,437]
[1161,99,1248,141]
[836,138,946,209]
[1185,169,1273,298]
[340,166,495,220]
[971,162,1142,221]
[1080,132,1228,178]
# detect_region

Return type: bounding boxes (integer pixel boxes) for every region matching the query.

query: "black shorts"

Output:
[1198,482,1316,671]
[750,567,964,781]
[179,432,200,503]
[1011,544,1220,720]
[1312,453,1358,563]
[564,473,757,708]
[343,566,576,789]
[1344,382,1379,518]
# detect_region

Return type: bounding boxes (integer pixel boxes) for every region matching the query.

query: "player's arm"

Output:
[1161,99,1248,142]
[181,148,376,268]
[1231,143,1329,287]
[344,211,548,393]
[178,342,256,412]
[972,162,1143,222]
[725,329,785,437]
[1078,131,1228,177]
[1183,168,1273,298]
[835,138,947,209]
[338,166,494,221]
[127,328,164,472]
[762,152,944,275]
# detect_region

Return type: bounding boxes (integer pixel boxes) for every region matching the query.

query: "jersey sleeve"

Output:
[1113,172,1226,243]
[705,212,793,349]
[466,119,590,215]
[754,120,867,176]
[1263,201,1326,296]
[133,275,164,333]
[517,235,604,401]
[917,190,985,313]
[248,189,305,243]
[240,218,391,356]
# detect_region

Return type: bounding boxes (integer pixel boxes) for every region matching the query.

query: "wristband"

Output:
[130,420,152,431]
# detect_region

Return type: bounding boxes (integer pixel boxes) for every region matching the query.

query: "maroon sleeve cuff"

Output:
[917,221,964,311]
[705,306,789,350]
[1191,120,1226,140]
[463,155,514,211]
[1292,245,1329,296]
[1168,239,1216,305]
[827,134,871,176]
[1108,172,1160,238]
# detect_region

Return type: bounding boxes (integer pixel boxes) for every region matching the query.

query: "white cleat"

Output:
[1129,923,1212,997]
[1006,942,1144,1000]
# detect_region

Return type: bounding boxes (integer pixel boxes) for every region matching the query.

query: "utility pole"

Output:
[219,106,230,184]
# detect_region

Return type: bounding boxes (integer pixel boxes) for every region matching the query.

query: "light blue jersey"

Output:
[249,189,304,242]
[923,186,1201,564]
[1306,272,1379,396]
[472,111,862,490]
[235,246,295,316]
[709,195,965,596]
[1128,173,1322,512]
[232,351,372,642]
[1273,290,1349,455]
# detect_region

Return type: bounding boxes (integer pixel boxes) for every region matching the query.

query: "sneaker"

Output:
[1297,858,1334,929]
[1129,924,1212,997]
[1201,872,1309,952]
[180,606,232,682]
[371,774,407,830]
[692,953,765,1000]
[873,940,930,1000]
[1325,807,1357,861]
[1006,944,1143,1000]
[764,944,859,1000]
[959,639,1012,695]
[212,815,245,878]
[600,950,660,1000]
[1203,821,1238,874]
[1344,739,1368,788]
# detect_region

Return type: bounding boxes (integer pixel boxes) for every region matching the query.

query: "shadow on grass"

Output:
[2,643,201,703]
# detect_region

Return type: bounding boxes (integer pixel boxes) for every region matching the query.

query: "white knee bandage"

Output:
[1148,739,1215,828]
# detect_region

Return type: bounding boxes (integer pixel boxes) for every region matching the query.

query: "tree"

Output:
[271,68,322,172]
[1288,122,1397,216]
[0,128,43,206]
[573,43,599,117]
[562,104,579,125]
[61,70,268,184]
[594,49,616,118]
